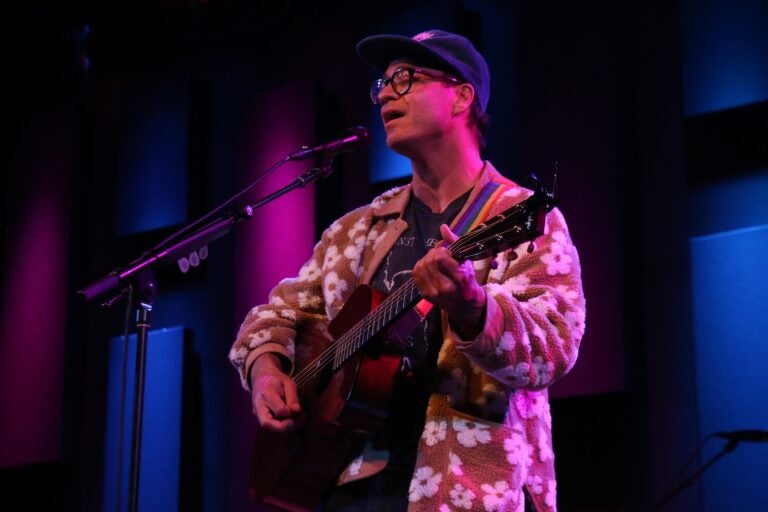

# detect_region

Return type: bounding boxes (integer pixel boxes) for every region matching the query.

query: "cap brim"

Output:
[356,34,459,76]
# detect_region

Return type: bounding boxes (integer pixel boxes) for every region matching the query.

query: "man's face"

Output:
[376,61,461,155]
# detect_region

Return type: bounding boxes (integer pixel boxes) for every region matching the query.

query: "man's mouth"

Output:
[382,110,405,124]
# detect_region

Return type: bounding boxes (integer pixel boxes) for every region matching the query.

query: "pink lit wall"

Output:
[0,110,74,467]
[233,82,317,316]
[228,82,317,509]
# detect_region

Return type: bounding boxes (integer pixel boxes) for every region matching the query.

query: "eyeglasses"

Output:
[370,66,460,104]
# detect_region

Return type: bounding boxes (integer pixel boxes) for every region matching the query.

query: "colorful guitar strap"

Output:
[449,180,510,236]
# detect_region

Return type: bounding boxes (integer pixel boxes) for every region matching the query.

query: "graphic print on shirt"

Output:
[377,235,441,292]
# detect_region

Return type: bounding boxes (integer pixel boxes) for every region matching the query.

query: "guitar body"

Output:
[249,285,405,511]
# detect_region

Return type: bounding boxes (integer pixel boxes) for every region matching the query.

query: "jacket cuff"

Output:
[452,293,504,357]
[244,343,293,390]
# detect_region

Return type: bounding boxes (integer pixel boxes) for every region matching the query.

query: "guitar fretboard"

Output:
[331,279,421,371]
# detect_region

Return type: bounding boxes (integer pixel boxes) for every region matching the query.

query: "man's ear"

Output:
[453,83,475,115]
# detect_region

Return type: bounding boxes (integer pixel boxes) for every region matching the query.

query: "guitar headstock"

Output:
[451,173,558,261]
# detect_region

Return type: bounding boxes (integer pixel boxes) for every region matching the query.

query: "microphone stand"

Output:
[79,154,337,512]
[655,439,739,510]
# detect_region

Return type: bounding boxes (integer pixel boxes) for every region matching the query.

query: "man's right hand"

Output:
[249,353,303,432]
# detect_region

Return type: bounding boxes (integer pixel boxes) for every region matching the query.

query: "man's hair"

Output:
[469,98,491,152]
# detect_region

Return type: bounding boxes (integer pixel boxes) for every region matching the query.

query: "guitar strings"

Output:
[292,277,422,389]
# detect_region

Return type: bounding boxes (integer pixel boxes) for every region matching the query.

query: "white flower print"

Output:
[229,345,249,363]
[453,419,491,447]
[503,274,531,294]
[322,245,342,270]
[481,480,515,511]
[409,466,442,502]
[487,257,506,281]
[539,231,572,275]
[448,451,464,475]
[347,217,367,238]
[449,483,476,509]
[370,186,401,209]
[531,393,550,420]
[323,271,348,306]
[344,236,367,276]
[327,220,342,237]
[537,426,554,462]
[297,260,321,282]
[531,356,554,387]
[555,284,579,301]
[500,362,531,387]
[268,295,286,307]
[253,309,277,320]
[278,309,297,321]
[545,479,557,507]
[297,291,322,309]
[247,329,272,347]
[513,391,550,424]
[504,431,532,467]
[565,307,586,338]
[496,331,516,355]
[526,474,544,495]
[422,420,447,446]
[485,282,507,298]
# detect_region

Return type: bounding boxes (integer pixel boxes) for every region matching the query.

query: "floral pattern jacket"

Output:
[229,162,586,512]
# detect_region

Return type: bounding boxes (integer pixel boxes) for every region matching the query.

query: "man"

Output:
[229,28,585,511]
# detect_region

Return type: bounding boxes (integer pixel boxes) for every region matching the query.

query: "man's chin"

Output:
[385,132,415,157]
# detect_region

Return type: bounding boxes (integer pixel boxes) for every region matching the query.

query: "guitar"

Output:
[249,176,558,511]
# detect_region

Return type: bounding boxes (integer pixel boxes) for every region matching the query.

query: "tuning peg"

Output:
[489,257,499,270]
[527,242,536,253]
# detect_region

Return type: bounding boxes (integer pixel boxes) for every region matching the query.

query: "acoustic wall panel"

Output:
[102,326,187,512]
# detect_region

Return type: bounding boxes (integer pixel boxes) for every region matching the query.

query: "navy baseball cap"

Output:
[356,29,491,112]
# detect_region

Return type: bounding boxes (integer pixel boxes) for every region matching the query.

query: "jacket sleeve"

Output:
[454,205,586,390]
[227,217,345,390]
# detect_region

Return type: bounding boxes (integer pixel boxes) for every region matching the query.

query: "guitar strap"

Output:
[449,180,510,236]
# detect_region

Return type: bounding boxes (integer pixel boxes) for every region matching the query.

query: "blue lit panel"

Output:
[103,326,186,512]
[690,226,768,511]
[368,112,412,183]
[688,171,768,237]
[680,0,768,115]
[115,78,189,236]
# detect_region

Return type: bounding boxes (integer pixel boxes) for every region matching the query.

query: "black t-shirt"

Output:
[367,188,471,471]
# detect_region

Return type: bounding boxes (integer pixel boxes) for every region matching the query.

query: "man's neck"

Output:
[410,147,485,213]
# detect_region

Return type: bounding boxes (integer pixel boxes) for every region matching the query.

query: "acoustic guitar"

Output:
[249,176,558,511]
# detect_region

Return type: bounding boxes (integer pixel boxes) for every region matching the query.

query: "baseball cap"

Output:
[356,29,490,111]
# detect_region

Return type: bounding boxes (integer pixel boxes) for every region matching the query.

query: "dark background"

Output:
[2,1,767,511]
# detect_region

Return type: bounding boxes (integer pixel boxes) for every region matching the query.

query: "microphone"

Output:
[714,429,768,443]
[288,126,369,161]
